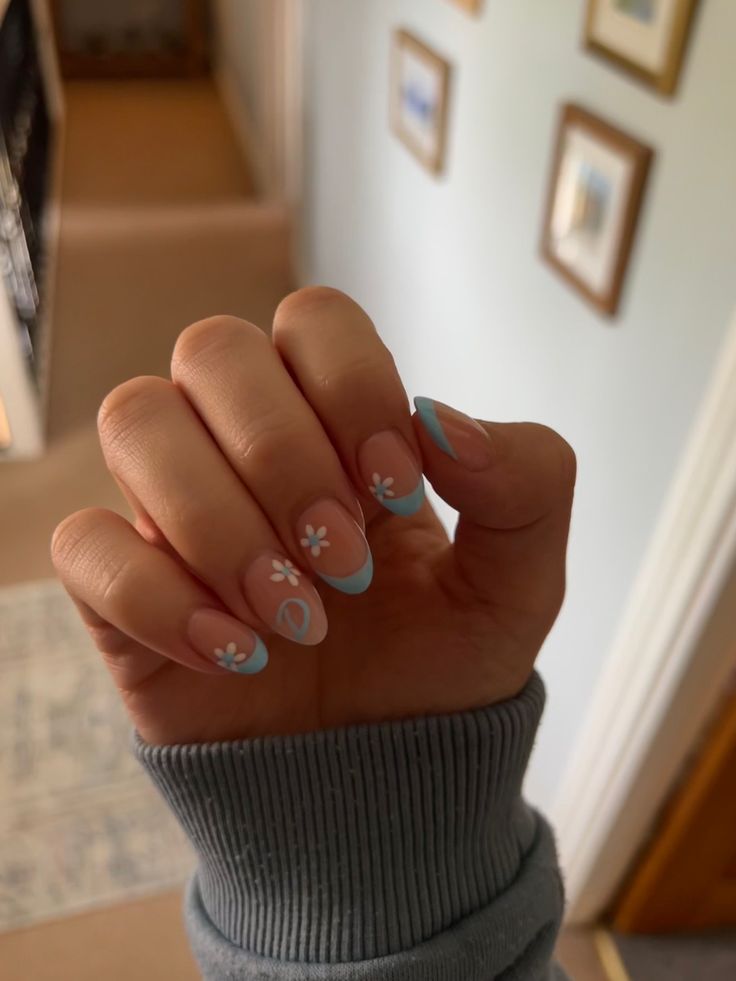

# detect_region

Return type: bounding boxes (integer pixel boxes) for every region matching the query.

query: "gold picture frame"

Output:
[391,30,452,176]
[584,0,701,96]
[446,0,485,14]
[541,104,654,317]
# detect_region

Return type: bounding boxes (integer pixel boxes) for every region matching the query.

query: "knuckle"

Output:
[98,376,174,449]
[276,286,348,320]
[172,315,264,377]
[51,510,137,620]
[553,432,577,493]
[99,553,137,610]
[51,508,106,575]
[315,350,397,400]
[232,405,298,470]
[274,286,368,339]
[532,424,577,497]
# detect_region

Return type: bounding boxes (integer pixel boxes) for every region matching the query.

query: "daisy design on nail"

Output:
[215,641,249,672]
[370,473,395,503]
[270,558,301,586]
[300,524,330,557]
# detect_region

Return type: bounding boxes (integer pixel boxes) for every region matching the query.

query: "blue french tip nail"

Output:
[227,634,269,674]
[414,396,458,460]
[242,635,269,673]
[318,551,374,595]
[379,479,425,516]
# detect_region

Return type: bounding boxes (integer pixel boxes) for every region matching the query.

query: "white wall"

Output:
[299,0,736,811]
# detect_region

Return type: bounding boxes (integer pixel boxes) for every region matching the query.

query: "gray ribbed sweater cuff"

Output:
[136,673,564,978]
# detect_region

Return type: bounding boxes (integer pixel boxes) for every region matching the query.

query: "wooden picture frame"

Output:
[584,0,701,96]
[50,0,208,79]
[541,104,653,317]
[391,30,452,176]
[446,0,485,14]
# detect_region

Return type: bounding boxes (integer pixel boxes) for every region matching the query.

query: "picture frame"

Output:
[584,0,701,96]
[541,104,653,317]
[446,0,485,14]
[391,30,452,176]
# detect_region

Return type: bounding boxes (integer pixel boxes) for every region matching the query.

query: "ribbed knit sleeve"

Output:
[136,673,567,980]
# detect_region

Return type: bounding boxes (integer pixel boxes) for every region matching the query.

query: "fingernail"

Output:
[297,499,373,595]
[358,430,424,516]
[188,609,269,674]
[244,553,328,645]
[414,397,493,472]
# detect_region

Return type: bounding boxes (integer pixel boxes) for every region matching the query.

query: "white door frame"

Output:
[552,306,736,924]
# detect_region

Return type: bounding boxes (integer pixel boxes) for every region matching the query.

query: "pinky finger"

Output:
[69,595,171,690]
[51,508,269,683]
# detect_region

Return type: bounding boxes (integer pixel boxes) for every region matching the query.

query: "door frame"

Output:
[551,305,736,924]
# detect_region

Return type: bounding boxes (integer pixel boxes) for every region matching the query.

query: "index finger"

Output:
[272,288,426,519]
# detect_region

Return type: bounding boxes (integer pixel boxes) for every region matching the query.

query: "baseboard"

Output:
[595,930,631,981]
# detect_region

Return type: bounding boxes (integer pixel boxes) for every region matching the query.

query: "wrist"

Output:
[136,673,550,964]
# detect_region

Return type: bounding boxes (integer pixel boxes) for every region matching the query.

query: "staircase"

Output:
[48,77,294,440]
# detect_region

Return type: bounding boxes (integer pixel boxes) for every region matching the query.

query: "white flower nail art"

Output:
[215,641,249,671]
[270,558,301,586]
[300,524,331,557]
[370,473,395,503]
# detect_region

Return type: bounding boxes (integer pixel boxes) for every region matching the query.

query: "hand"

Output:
[52,288,576,745]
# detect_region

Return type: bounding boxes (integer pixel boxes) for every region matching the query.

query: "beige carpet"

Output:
[0,890,200,981]
[61,79,255,206]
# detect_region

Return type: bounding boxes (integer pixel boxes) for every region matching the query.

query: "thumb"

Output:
[412,397,576,634]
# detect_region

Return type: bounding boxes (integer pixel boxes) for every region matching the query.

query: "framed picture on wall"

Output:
[584,0,701,96]
[541,104,653,317]
[446,0,485,14]
[391,30,452,176]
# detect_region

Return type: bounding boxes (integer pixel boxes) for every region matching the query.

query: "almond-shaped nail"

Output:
[297,499,373,595]
[358,430,424,516]
[414,397,493,472]
[188,609,269,674]
[244,553,327,645]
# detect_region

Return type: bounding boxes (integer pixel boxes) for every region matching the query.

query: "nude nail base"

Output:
[188,609,269,675]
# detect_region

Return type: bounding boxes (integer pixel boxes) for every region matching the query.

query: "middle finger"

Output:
[171,316,374,596]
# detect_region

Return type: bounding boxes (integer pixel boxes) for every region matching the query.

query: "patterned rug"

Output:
[0,580,194,933]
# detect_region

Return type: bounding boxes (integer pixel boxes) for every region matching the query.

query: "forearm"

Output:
[137,673,567,980]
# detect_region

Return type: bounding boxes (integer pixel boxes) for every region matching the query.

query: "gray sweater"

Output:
[137,673,567,980]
